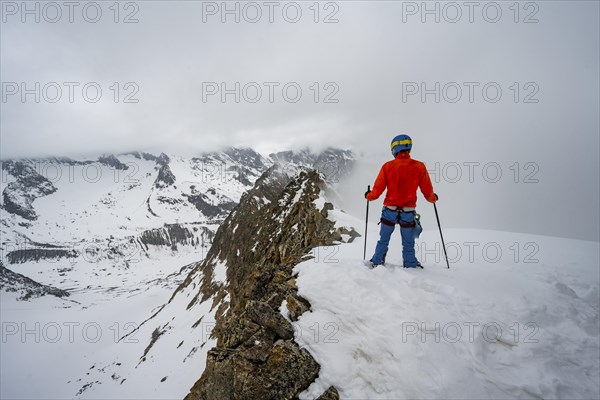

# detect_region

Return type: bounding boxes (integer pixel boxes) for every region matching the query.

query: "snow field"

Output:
[294,215,599,399]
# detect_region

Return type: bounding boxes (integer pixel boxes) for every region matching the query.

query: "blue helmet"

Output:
[391,134,412,157]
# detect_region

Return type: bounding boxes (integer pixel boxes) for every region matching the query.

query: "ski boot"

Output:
[369,253,386,268]
[403,261,423,269]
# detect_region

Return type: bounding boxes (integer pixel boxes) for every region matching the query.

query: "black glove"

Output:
[364,189,371,199]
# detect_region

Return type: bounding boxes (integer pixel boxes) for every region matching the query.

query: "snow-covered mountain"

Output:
[2,147,598,400]
[0,147,353,295]
[0,147,355,399]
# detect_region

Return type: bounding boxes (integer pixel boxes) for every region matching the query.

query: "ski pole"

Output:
[433,201,450,269]
[363,185,370,260]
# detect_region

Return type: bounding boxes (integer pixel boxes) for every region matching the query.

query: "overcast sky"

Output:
[1,1,599,240]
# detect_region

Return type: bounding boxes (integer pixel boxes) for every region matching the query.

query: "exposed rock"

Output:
[156,152,170,166]
[286,294,311,322]
[184,166,340,400]
[138,224,212,251]
[6,248,78,264]
[245,300,294,339]
[140,326,166,361]
[141,152,158,161]
[0,261,69,301]
[184,192,236,219]
[320,201,334,217]
[154,164,176,188]
[336,226,361,243]
[98,154,129,170]
[317,386,340,400]
[1,160,57,220]
[121,151,143,159]
[186,341,319,400]
[240,327,275,363]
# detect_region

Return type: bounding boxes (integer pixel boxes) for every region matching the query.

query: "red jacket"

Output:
[366,152,437,207]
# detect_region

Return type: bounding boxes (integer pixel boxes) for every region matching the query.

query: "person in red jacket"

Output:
[365,134,438,268]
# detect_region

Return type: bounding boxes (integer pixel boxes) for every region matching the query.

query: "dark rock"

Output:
[219,318,261,349]
[321,202,334,217]
[154,164,176,188]
[141,152,158,161]
[1,161,57,220]
[286,294,311,322]
[239,327,275,363]
[317,386,340,400]
[183,166,340,400]
[186,341,319,400]
[6,248,78,264]
[0,261,69,301]
[185,192,236,219]
[156,152,170,166]
[121,151,142,159]
[98,154,129,170]
[139,224,212,251]
[245,300,294,340]
[140,326,165,361]
[336,226,361,243]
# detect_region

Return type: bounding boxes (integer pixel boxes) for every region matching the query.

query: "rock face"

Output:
[184,192,236,219]
[98,154,129,170]
[138,223,213,251]
[1,161,57,220]
[184,166,342,400]
[154,164,176,188]
[6,247,78,264]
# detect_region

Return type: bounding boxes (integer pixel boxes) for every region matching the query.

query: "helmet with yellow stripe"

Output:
[391,134,412,157]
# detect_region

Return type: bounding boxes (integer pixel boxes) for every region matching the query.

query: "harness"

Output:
[380,205,419,228]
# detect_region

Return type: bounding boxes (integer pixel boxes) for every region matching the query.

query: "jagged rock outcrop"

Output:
[98,154,129,170]
[1,161,57,220]
[156,152,171,166]
[154,164,176,188]
[0,261,70,301]
[184,166,343,400]
[146,152,176,188]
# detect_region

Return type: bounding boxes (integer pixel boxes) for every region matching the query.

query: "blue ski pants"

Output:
[371,207,418,267]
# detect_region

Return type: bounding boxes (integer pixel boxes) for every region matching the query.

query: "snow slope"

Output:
[294,209,600,399]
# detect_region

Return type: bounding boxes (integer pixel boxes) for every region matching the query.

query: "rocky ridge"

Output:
[181,165,356,399]
[0,261,70,301]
